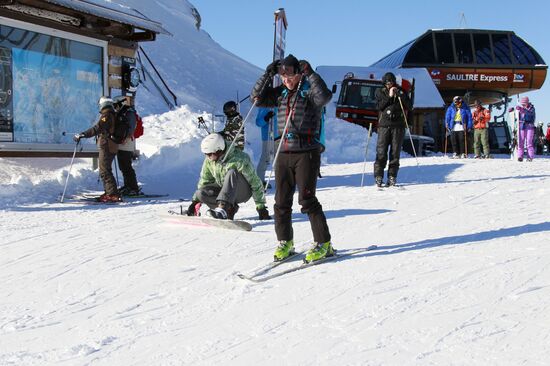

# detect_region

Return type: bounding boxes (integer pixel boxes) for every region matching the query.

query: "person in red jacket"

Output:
[546,122,550,154]
[472,100,492,158]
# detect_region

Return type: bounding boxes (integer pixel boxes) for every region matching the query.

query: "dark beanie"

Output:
[281,54,300,71]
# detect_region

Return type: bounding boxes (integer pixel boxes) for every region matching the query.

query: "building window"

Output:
[473,33,493,64]
[435,33,454,64]
[492,33,512,65]
[510,35,538,65]
[404,33,436,64]
[454,33,473,64]
[0,21,105,144]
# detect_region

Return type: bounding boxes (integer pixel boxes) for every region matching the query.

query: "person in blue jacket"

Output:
[255,107,276,185]
[445,96,473,158]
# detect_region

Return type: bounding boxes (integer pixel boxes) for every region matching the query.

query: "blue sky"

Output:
[191,0,549,123]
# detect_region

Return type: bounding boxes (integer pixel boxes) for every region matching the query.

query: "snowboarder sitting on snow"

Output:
[251,54,333,264]
[73,97,121,203]
[187,133,271,221]
[221,100,245,150]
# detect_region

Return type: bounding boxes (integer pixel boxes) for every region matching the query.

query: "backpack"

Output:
[133,112,144,139]
[111,106,136,144]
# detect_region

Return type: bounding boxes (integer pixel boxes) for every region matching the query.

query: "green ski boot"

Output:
[304,241,334,263]
[274,240,295,261]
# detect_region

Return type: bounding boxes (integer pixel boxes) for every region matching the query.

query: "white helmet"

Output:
[538,121,543,126]
[201,133,225,154]
[98,96,114,111]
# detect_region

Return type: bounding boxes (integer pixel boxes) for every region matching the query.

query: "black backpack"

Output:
[110,106,136,144]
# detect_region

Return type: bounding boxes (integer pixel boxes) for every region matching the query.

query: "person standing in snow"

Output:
[534,121,545,155]
[186,133,271,221]
[251,54,333,264]
[221,100,245,150]
[113,96,142,196]
[515,96,536,161]
[472,99,492,159]
[445,96,473,159]
[373,72,412,187]
[255,107,275,187]
[545,122,550,154]
[73,97,121,203]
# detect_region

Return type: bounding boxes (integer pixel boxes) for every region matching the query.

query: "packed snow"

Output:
[1,0,549,365]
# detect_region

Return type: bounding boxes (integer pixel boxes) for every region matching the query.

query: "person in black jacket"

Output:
[251,54,333,263]
[373,72,412,187]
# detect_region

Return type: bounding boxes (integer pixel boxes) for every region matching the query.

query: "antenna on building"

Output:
[459,12,468,28]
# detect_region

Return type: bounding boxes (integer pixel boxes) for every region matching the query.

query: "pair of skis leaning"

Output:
[237,245,378,283]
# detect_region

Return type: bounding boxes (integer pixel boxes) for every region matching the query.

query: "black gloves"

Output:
[73,133,85,143]
[264,111,275,122]
[266,60,281,77]
[299,60,313,76]
[257,207,271,220]
[187,201,201,216]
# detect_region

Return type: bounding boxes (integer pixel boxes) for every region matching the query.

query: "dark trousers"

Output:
[117,150,138,190]
[195,169,252,209]
[451,130,466,154]
[98,143,117,195]
[374,126,405,179]
[274,148,331,244]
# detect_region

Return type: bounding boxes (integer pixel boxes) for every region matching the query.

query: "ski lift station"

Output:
[0,0,170,157]
[323,29,546,154]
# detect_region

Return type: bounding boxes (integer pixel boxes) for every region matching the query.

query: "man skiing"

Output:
[251,54,333,263]
[221,100,245,150]
[373,72,412,187]
[187,133,271,221]
[515,96,536,161]
[472,99,492,159]
[445,96,473,159]
[113,95,142,196]
[73,97,121,202]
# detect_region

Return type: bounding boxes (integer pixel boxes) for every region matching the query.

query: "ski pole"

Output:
[264,76,305,192]
[398,96,419,166]
[444,127,448,157]
[113,155,120,188]
[464,128,468,157]
[360,123,374,187]
[60,140,80,203]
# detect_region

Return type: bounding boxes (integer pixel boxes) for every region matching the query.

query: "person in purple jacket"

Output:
[515,96,536,161]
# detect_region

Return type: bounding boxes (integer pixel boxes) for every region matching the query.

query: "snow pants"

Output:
[195,169,252,209]
[473,128,490,156]
[274,148,331,244]
[98,143,118,195]
[450,130,466,155]
[374,126,405,179]
[117,150,139,190]
[518,124,535,159]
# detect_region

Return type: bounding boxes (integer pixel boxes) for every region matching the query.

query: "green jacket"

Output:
[193,145,266,209]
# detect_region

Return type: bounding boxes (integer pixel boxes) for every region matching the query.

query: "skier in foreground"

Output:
[373,72,412,187]
[187,133,271,221]
[251,54,333,263]
[73,97,121,202]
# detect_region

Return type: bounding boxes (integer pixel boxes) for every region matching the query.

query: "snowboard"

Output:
[163,211,252,231]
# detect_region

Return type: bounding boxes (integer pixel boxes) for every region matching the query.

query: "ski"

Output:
[237,245,378,283]
[66,196,125,205]
[163,210,252,231]
[78,192,168,199]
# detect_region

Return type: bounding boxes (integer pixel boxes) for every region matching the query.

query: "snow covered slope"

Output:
[1,156,549,365]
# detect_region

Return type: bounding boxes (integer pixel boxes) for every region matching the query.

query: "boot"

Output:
[98,193,122,203]
[226,204,239,220]
[274,240,295,261]
[386,176,397,187]
[206,201,231,220]
[304,241,334,263]
[375,176,383,188]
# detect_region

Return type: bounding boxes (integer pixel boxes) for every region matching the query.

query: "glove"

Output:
[73,133,85,142]
[299,60,313,76]
[266,60,281,77]
[264,111,275,122]
[257,206,271,220]
[187,201,201,216]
